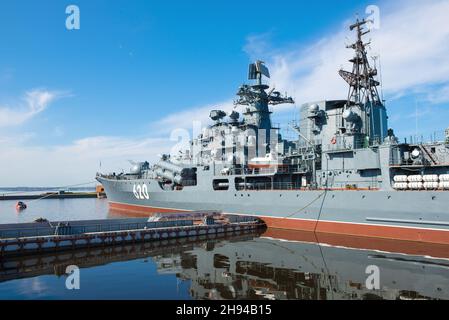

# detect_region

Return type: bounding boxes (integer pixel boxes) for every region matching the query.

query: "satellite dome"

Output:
[343,109,358,122]
[309,104,319,113]
[411,149,421,159]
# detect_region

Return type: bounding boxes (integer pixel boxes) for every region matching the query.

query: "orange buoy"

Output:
[16,201,27,211]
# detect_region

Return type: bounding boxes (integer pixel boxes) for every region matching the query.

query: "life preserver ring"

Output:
[331,136,337,145]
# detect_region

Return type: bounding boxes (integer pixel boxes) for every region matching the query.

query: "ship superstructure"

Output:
[97,19,449,244]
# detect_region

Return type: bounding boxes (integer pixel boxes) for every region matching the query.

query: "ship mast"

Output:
[235,61,294,155]
[339,19,385,145]
[235,61,295,115]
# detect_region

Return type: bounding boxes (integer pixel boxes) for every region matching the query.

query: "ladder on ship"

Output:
[419,145,438,165]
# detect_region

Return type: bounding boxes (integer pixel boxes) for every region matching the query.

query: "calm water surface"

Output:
[0,198,448,300]
[0,198,110,224]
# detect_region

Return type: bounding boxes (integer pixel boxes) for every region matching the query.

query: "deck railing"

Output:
[229,166,299,176]
[0,220,195,239]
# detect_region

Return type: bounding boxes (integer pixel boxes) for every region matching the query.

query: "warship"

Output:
[97,19,449,244]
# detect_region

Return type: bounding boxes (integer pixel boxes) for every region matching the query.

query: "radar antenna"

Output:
[235,60,294,106]
[339,18,384,141]
[233,60,294,144]
[339,19,381,107]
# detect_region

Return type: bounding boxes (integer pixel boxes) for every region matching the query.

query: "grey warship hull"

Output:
[97,176,449,244]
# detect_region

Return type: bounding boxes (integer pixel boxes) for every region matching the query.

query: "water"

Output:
[0,198,448,300]
[0,198,110,224]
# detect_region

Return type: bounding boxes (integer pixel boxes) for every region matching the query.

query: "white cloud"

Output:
[0,136,172,186]
[427,84,449,104]
[154,0,449,132]
[247,0,449,108]
[243,32,275,61]
[0,133,36,150]
[0,89,65,128]
[153,100,235,134]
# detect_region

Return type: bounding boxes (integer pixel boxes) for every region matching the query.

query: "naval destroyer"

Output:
[97,19,449,244]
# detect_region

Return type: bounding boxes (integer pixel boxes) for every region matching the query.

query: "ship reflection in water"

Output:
[0,229,448,300]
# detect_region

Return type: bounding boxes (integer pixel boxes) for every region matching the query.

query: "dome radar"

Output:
[309,104,319,113]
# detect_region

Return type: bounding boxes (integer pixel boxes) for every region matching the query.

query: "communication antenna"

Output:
[338,18,382,140]
[415,98,419,140]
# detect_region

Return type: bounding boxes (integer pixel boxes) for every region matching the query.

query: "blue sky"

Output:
[1,0,449,186]
[0,0,371,141]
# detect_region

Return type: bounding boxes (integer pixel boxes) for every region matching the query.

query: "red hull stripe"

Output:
[262,229,449,259]
[108,202,449,245]
[263,217,449,245]
[109,202,191,214]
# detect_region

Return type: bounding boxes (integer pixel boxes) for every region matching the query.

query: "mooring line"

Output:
[268,190,327,229]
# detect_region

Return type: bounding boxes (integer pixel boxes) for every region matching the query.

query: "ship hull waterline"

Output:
[98,177,449,245]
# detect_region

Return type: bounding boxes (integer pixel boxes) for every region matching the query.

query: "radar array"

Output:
[339,19,382,108]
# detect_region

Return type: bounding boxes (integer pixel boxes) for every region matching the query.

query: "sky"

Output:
[1,0,449,186]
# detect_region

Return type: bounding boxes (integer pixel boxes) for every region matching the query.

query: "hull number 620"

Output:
[133,183,149,200]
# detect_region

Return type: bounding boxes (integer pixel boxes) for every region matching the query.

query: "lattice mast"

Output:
[234,61,294,156]
[339,19,383,141]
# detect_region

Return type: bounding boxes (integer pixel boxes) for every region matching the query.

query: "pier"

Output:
[0,233,262,283]
[0,212,265,257]
[0,191,106,201]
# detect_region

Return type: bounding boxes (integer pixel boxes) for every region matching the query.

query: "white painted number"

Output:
[133,184,139,198]
[142,184,149,199]
[133,183,149,200]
